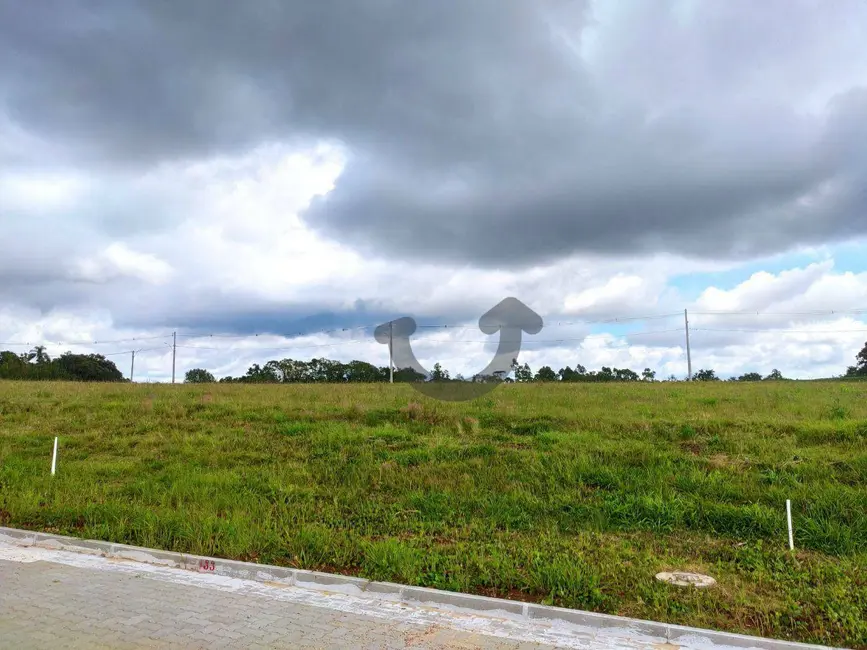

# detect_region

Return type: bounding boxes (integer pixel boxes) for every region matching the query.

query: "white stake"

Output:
[786,499,794,550]
[51,436,58,476]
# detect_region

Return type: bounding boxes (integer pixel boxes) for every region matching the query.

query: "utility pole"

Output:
[130,350,135,382]
[171,331,177,384]
[389,321,393,384]
[684,309,692,380]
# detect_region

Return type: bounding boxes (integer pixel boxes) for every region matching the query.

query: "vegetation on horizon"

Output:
[1,380,865,647]
[186,340,867,384]
[0,346,125,382]
[2,340,865,385]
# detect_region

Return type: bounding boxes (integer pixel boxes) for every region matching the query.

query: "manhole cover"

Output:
[655,571,716,587]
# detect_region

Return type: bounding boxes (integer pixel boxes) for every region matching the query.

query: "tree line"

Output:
[1,340,865,384]
[184,341,867,383]
[0,346,125,382]
[187,359,785,384]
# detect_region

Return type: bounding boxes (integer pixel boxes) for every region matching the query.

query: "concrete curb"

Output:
[0,526,841,650]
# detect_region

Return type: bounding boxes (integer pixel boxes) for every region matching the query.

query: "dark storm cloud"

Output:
[123,298,398,340]
[2,0,866,266]
[114,284,493,341]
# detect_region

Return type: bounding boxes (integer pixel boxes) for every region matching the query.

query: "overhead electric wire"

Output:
[690,308,867,316]
[175,325,372,339]
[693,327,867,334]
[0,333,173,347]
[4,307,867,369]
[3,307,866,349]
[102,344,172,357]
[171,327,686,353]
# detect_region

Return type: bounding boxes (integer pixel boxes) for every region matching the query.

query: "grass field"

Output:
[1,380,865,648]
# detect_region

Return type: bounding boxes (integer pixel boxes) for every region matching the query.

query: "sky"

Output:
[1,0,867,382]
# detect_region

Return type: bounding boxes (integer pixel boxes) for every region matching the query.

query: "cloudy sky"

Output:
[2,0,867,382]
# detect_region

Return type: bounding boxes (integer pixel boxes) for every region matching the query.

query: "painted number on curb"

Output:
[199,560,215,571]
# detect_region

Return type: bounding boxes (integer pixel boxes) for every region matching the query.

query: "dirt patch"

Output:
[679,441,703,455]
[402,401,425,420]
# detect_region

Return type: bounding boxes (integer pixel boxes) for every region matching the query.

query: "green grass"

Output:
[1,380,866,648]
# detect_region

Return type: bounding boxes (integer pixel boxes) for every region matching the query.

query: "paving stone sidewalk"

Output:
[1,539,829,650]
[0,555,566,650]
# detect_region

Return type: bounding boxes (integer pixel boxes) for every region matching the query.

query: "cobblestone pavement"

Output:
[1,540,803,650]
[0,550,572,650]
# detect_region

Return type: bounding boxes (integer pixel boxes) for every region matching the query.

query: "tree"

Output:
[344,360,387,382]
[764,369,784,381]
[846,342,867,377]
[430,362,450,381]
[736,372,763,382]
[641,368,656,382]
[0,350,125,381]
[558,365,586,381]
[393,367,427,382]
[28,345,51,365]
[511,359,533,382]
[53,352,125,382]
[0,351,27,379]
[693,369,719,381]
[596,366,615,382]
[185,368,215,383]
[534,365,558,382]
[613,368,640,382]
[244,363,280,383]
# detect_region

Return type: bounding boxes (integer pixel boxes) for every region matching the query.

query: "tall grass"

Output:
[1,380,865,647]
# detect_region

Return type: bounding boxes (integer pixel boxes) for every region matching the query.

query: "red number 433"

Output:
[199,560,215,571]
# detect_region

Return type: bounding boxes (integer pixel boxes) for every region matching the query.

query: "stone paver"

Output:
[0,556,564,649]
[1,540,821,650]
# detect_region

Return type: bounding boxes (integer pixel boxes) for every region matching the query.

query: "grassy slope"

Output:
[1,380,865,648]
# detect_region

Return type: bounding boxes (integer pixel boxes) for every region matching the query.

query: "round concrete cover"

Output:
[655,571,716,587]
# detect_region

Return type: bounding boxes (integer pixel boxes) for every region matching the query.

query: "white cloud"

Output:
[2,138,866,382]
[695,262,834,312]
[564,274,650,313]
[72,242,174,285]
[0,171,91,212]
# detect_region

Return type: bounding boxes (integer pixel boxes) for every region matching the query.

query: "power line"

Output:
[0,333,173,347]
[168,311,686,341]
[690,308,867,316]
[415,312,684,329]
[4,306,867,382]
[7,307,862,349]
[174,325,374,339]
[174,340,362,352]
[171,328,686,352]
[693,327,867,334]
[98,345,172,357]
[154,307,867,343]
